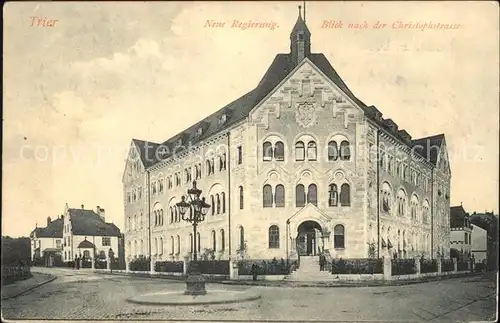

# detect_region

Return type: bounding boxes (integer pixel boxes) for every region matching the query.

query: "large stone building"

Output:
[122,8,451,264]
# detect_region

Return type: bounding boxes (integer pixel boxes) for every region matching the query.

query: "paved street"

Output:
[2,267,497,322]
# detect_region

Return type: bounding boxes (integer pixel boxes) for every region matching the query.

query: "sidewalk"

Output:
[221,271,481,288]
[1,272,56,300]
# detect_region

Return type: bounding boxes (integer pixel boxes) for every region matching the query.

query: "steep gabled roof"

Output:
[30,227,44,238]
[37,218,63,238]
[68,208,121,237]
[410,134,445,165]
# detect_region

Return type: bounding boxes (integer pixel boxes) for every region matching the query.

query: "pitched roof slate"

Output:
[31,219,63,238]
[450,205,469,229]
[131,32,445,168]
[68,208,121,237]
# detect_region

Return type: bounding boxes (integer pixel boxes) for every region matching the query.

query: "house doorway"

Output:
[296,220,323,256]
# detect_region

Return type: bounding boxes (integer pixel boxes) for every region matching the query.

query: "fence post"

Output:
[150,257,155,275]
[125,257,130,273]
[107,257,110,271]
[91,257,95,270]
[453,258,457,272]
[229,259,239,280]
[383,257,392,280]
[183,258,188,275]
[415,258,421,277]
[437,258,442,275]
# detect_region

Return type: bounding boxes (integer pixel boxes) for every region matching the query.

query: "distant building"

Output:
[59,204,122,263]
[470,211,498,270]
[450,205,473,260]
[29,216,63,266]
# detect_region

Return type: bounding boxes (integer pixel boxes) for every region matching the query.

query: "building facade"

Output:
[122,9,451,263]
[61,204,122,263]
[450,205,473,260]
[30,217,63,266]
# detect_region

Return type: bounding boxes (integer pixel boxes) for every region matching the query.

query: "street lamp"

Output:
[176,181,211,295]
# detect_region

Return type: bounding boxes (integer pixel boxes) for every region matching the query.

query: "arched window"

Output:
[197,232,201,252]
[263,184,273,208]
[154,211,157,226]
[307,184,317,206]
[159,237,163,255]
[239,226,245,250]
[340,183,351,206]
[275,185,285,207]
[222,192,226,213]
[274,141,285,161]
[175,207,178,222]
[134,240,138,256]
[189,233,193,253]
[220,229,225,251]
[381,182,392,213]
[263,141,273,161]
[307,141,317,161]
[397,189,407,216]
[328,184,338,207]
[340,141,351,160]
[176,235,180,254]
[83,250,90,258]
[170,236,174,254]
[160,210,164,226]
[410,194,419,220]
[334,224,345,249]
[239,186,244,209]
[295,141,305,161]
[170,207,174,223]
[328,141,339,161]
[211,195,215,216]
[296,184,306,207]
[206,160,211,175]
[216,194,221,214]
[268,225,280,248]
[422,200,430,223]
[211,230,216,251]
[154,237,158,255]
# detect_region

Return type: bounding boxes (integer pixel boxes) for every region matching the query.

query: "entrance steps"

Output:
[285,256,333,282]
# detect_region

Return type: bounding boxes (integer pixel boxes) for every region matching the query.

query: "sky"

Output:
[3,1,499,237]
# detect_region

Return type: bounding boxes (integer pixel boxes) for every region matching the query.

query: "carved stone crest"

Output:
[295,99,317,128]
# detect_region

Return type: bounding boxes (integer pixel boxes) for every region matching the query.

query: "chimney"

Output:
[47,216,51,226]
[81,204,84,209]
[96,205,105,222]
[61,214,64,221]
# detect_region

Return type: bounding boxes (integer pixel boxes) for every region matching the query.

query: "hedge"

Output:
[391,259,416,276]
[420,259,438,273]
[155,261,184,273]
[188,260,229,275]
[238,258,291,275]
[442,259,454,272]
[457,262,469,271]
[1,265,32,286]
[129,256,151,272]
[331,258,383,275]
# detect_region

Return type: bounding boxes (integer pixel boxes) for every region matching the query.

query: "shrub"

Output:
[238,258,291,275]
[331,258,383,275]
[391,259,416,276]
[420,259,438,273]
[475,262,485,272]
[189,260,229,275]
[155,261,184,273]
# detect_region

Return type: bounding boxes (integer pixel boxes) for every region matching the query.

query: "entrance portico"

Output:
[287,204,331,258]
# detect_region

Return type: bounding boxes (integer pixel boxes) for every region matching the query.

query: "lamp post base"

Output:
[184,261,207,296]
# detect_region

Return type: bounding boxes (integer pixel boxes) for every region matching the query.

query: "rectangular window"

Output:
[237,146,242,164]
[102,237,111,246]
[56,240,61,249]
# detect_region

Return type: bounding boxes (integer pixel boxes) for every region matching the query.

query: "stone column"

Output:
[383,256,392,280]
[453,258,457,272]
[415,258,421,276]
[91,257,95,270]
[125,257,130,273]
[229,259,239,280]
[437,258,442,275]
[149,257,155,275]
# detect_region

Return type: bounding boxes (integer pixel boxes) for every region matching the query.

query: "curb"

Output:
[2,274,57,300]
[220,272,481,288]
[126,292,261,306]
